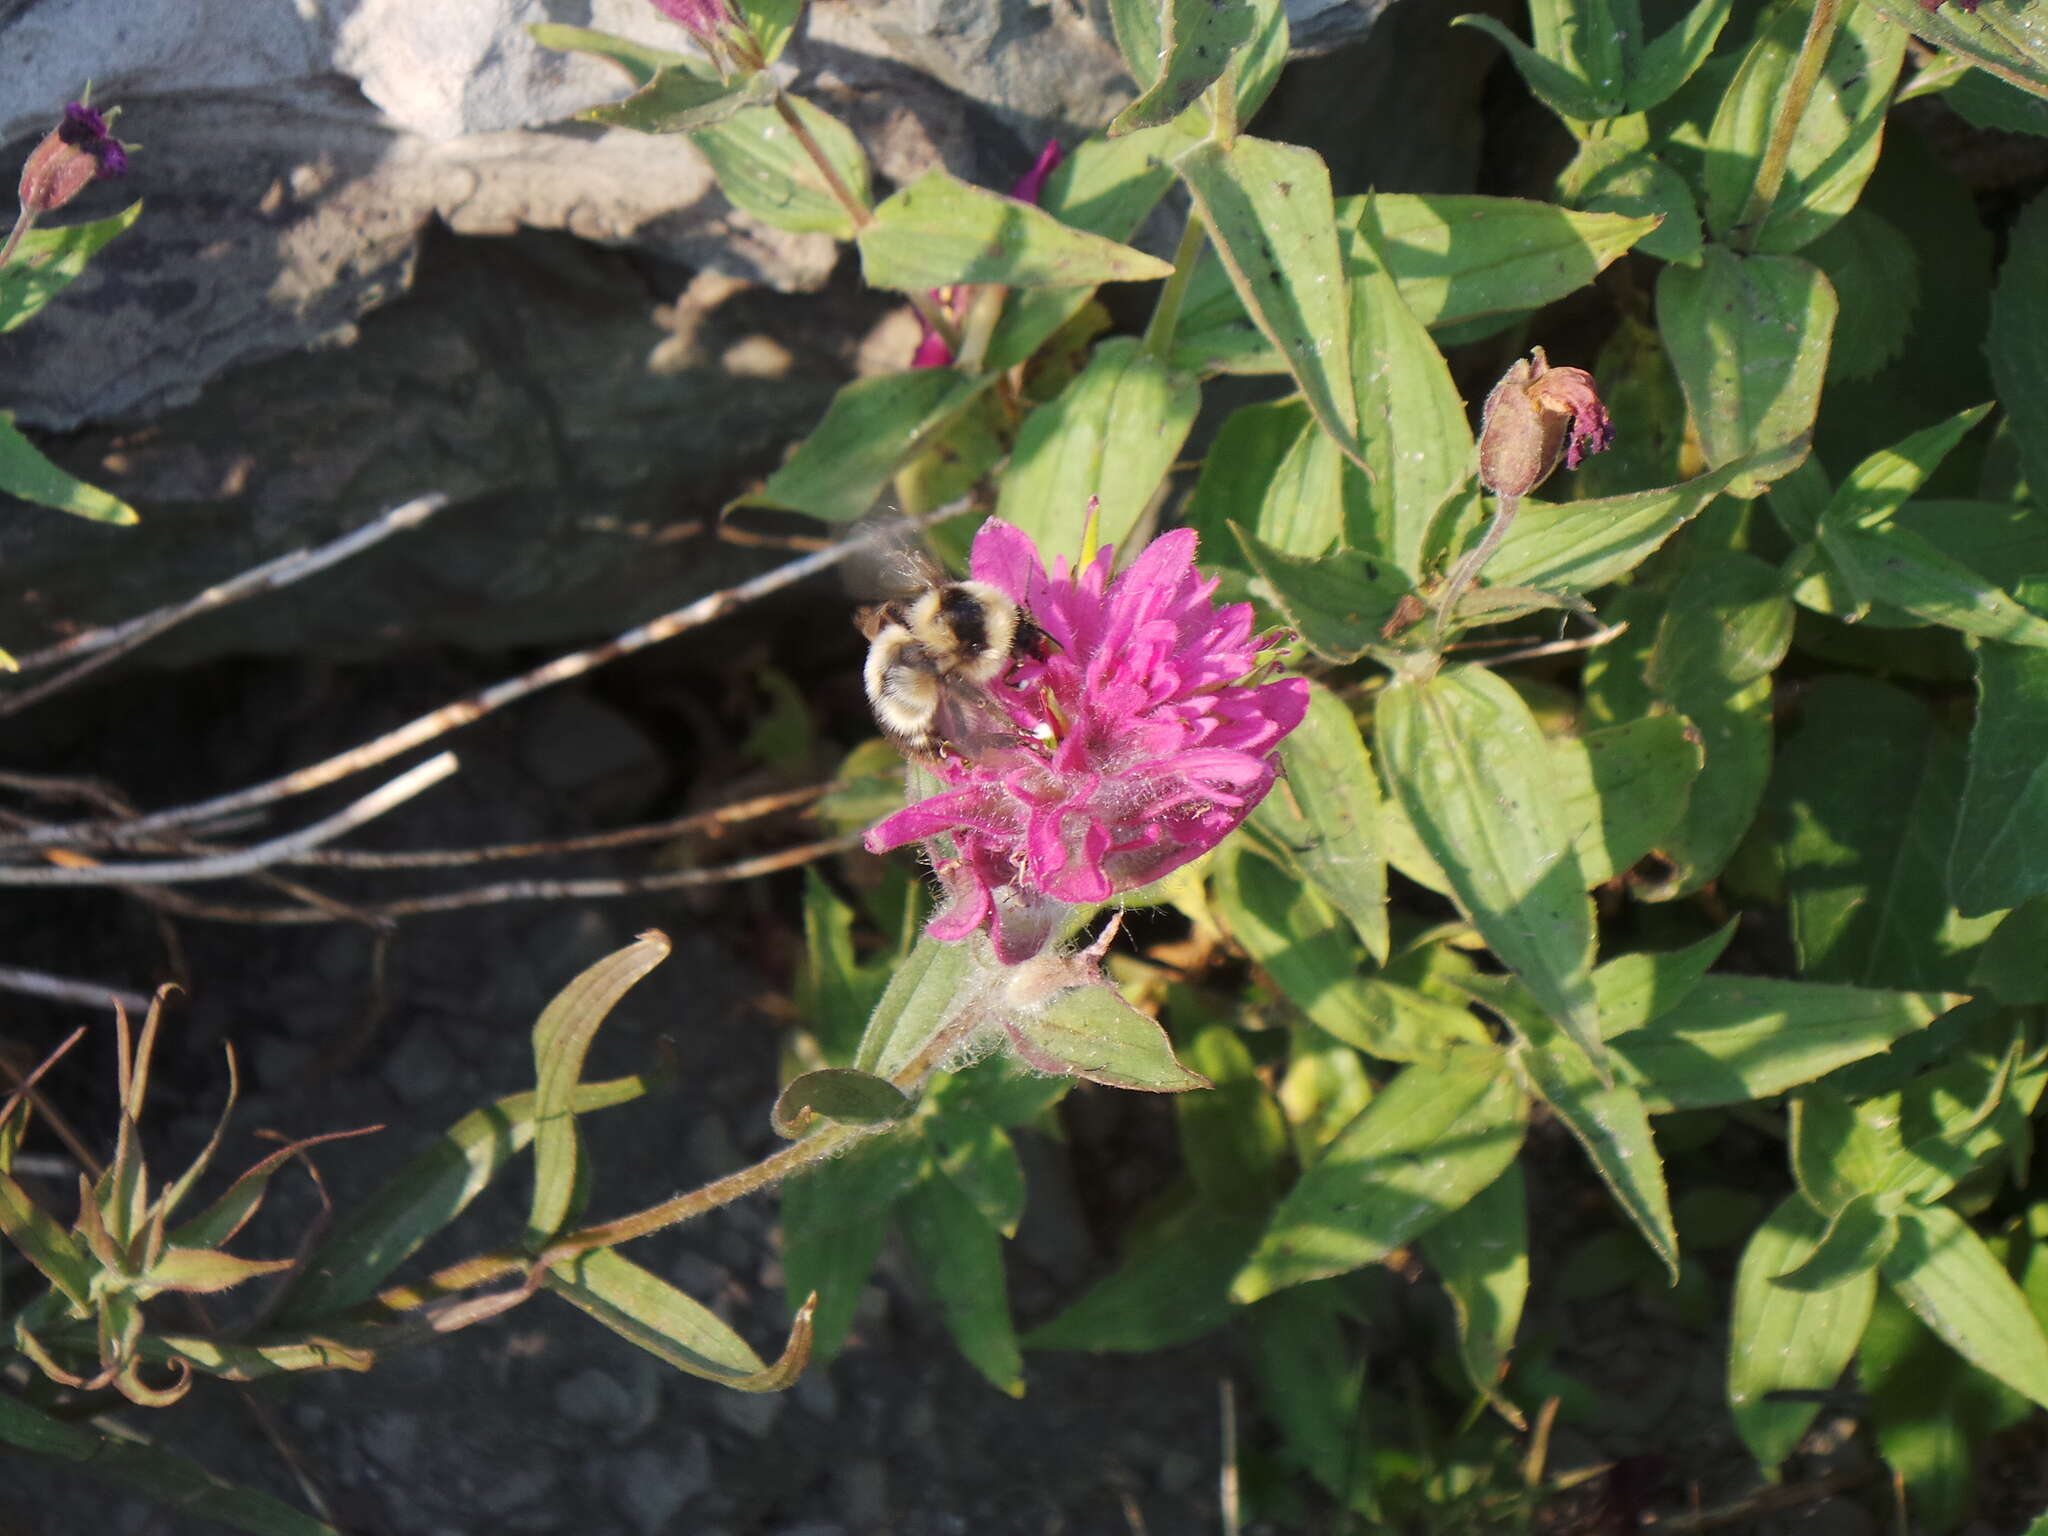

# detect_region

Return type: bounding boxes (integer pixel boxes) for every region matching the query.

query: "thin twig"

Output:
[0,753,458,885]
[0,965,152,1015]
[1,505,963,855]
[0,494,446,714]
[1461,620,1628,668]
[285,783,827,869]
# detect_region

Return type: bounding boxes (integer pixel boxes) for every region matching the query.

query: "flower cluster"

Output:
[866,519,1308,962]
[911,142,1065,369]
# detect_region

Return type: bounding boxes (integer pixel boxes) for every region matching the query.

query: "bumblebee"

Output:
[858,567,1037,761]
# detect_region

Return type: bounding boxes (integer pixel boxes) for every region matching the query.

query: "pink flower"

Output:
[910,141,1065,370]
[865,520,1309,963]
[650,0,734,42]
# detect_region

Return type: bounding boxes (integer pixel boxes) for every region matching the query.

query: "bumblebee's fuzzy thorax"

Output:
[859,578,1031,760]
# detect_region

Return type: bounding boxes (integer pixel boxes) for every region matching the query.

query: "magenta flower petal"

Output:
[869,518,1306,962]
[1008,140,1065,207]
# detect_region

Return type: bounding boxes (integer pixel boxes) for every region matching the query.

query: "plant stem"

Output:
[771,89,870,232]
[1732,0,1846,250]
[1431,494,1519,651]
[0,209,37,272]
[1143,212,1207,362]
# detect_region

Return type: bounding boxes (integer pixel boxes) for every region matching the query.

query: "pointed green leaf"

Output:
[1189,401,1343,557]
[1486,437,1811,594]
[996,336,1198,555]
[1827,404,1995,532]
[734,369,994,522]
[1110,0,1256,133]
[1883,1203,2048,1410]
[1823,520,2048,647]
[860,170,1173,293]
[0,1167,92,1309]
[1418,1165,1528,1426]
[274,1073,651,1322]
[1775,678,1997,986]
[1553,714,1703,886]
[529,23,694,86]
[1230,525,1412,662]
[144,1332,374,1380]
[1005,982,1210,1092]
[170,1124,380,1253]
[1175,136,1361,463]
[1628,0,1733,111]
[0,414,138,524]
[852,934,978,1081]
[1346,209,1473,573]
[1770,1192,1898,1292]
[0,1393,342,1534]
[924,1109,1026,1237]
[691,95,870,237]
[1024,1186,1267,1352]
[781,1131,925,1361]
[0,200,143,334]
[1657,247,1835,497]
[1376,665,1602,1067]
[1557,138,1700,267]
[1451,14,1610,122]
[546,1246,809,1391]
[580,64,772,133]
[771,1068,914,1137]
[734,0,802,63]
[1593,923,1735,1037]
[1232,1047,1527,1300]
[1728,1194,1876,1476]
[1990,192,2048,507]
[1612,976,1960,1111]
[1247,681,1389,962]
[529,934,669,1246]
[137,1246,295,1298]
[899,1166,1024,1395]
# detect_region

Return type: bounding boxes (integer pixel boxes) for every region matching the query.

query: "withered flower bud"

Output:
[1476,346,1613,500]
[18,102,127,217]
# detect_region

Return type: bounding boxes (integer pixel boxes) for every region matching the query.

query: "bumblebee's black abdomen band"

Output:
[939,586,991,656]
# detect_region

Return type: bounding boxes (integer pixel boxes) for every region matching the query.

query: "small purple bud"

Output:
[19,100,128,216]
[650,0,735,42]
[1476,347,1612,498]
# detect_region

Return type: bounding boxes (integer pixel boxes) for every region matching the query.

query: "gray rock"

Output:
[612,1437,713,1533]
[713,1384,786,1437]
[382,1026,458,1106]
[557,1366,638,1431]
[832,1456,889,1527]
[477,1453,563,1516]
[519,691,667,818]
[362,1410,423,1478]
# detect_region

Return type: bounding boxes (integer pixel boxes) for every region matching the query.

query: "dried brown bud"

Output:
[17,102,127,217]
[1476,346,1613,499]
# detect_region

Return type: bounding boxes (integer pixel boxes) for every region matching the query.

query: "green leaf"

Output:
[1345,209,1473,572]
[0,200,142,334]
[1727,1194,1876,1476]
[1656,247,1836,497]
[1882,1203,2048,1410]
[528,23,695,87]
[0,1394,341,1535]
[1418,1165,1528,1426]
[1247,1287,1374,1509]
[1971,896,2048,1005]
[580,64,772,133]
[1212,843,1485,1064]
[1770,1192,1898,1292]
[1823,520,2048,647]
[734,0,802,63]
[274,1073,650,1322]
[1247,681,1389,963]
[899,1166,1025,1395]
[770,1068,913,1136]
[1451,14,1611,122]
[546,1246,809,1390]
[1231,526,1413,663]
[0,1167,92,1309]
[170,1124,380,1253]
[1628,0,1733,111]
[1486,438,1810,594]
[1232,1046,1527,1301]
[1827,404,1994,532]
[528,934,669,1247]
[0,414,138,524]
[1960,644,2048,920]
[1640,552,1792,897]
[859,170,1174,293]
[1024,1186,1268,1351]
[923,1108,1026,1236]
[1990,191,2048,505]
[1188,401,1344,557]
[1005,981,1210,1092]
[781,1132,925,1360]
[1110,0,1256,133]
[1610,976,1960,1111]
[995,336,1198,556]
[733,369,994,522]
[1174,136,1361,463]
[853,934,979,1080]
[1491,982,1678,1281]
[1592,923,1735,1037]
[1703,0,1905,252]
[1807,208,1921,382]
[136,1246,294,1298]
[690,95,870,237]
[1107,0,1166,89]
[1553,714,1703,886]
[1556,139,1700,267]
[1775,678,1997,987]
[1376,665,1602,1069]
[1175,1021,1290,1209]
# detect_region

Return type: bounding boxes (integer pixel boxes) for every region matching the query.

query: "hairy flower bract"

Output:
[866,519,1308,963]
